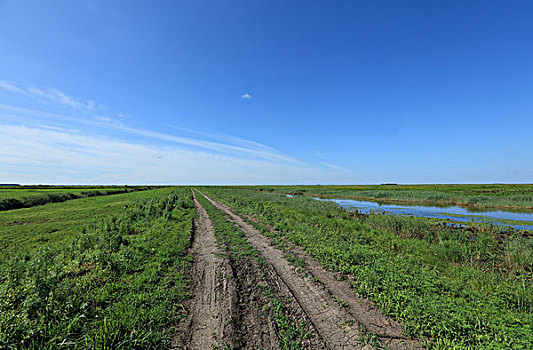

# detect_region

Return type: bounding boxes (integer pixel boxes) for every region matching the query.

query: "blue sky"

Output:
[0,1,532,184]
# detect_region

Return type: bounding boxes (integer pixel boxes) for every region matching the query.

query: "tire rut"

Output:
[241,213,425,350]
[199,192,370,350]
[171,191,237,349]
[174,191,294,349]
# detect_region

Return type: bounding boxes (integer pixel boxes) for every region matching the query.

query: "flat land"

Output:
[244,183,533,209]
[0,187,121,200]
[0,185,531,349]
[0,186,151,211]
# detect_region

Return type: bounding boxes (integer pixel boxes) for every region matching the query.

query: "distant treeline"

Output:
[0,188,153,211]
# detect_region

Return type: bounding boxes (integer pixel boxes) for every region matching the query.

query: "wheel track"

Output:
[199,191,368,350]
[200,191,425,350]
[241,213,425,350]
[174,190,288,349]
[172,191,237,349]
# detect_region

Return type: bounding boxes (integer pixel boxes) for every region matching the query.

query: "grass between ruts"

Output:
[201,187,532,350]
[0,188,196,349]
[195,191,311,350]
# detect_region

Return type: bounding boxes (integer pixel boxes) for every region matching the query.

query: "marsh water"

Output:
[305,196,533,230]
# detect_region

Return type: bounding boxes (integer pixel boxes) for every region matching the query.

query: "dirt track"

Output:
[172,191,237,349]
[173,190,423,349]
[174,191,305,349]
[199,191,424,350]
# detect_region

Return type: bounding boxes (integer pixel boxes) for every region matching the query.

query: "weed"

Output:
[334,296,349,308]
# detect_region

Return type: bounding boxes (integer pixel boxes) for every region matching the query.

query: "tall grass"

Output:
[241,184,533,209]
[0,189,195,349]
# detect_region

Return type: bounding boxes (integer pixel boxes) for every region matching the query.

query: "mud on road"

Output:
[199,191,424,350]
[172,191,237,349]
[173,191,322,349]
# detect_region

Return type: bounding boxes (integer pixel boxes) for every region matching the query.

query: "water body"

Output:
[308,197,533,230]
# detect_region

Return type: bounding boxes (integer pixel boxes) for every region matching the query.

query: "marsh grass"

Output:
[202,188,533,349]
[242,184,533,209]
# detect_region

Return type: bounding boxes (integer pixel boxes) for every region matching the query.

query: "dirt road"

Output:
[199,191,424,350]
[174,191,293,349]
[172,191,237,349]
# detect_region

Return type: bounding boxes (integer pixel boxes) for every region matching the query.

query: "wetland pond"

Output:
[288,195,533,230]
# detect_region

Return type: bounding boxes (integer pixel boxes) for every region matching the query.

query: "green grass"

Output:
[0,188,196,349]
[233,184,533,209]
[2,185,530,348]
[201,188,532,349]
[0,186,152,211]
[0,188,116,200]
[0,188,174,251]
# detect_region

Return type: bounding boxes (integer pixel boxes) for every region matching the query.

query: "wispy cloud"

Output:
[168,126,276,152]
[0,80,26,94]
[26,86,96,110]
[0,81,358,184]
[0,103,299,164]
[0,124,346,184]
[0,80,115,120]
[241,93,253,99]
[321,162,349,172]
[0,83,281,162]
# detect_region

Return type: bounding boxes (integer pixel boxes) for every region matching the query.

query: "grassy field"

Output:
[1,185,531,349]
[0,186,153,211]
[0,187,120,200]
[243,184,533,209]
[202,187,532,349]
[0,188,171,250]
[0,187,195,349]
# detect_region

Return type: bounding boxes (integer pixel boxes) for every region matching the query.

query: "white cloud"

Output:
[0,80,26,94]
[167,126,276,152]
[0,80,115,121]
[321,162,349,171]
[241,93,253,99]
[0,83,289,163]
[0,82,360,184]
[115,124,299,164]
[0,124,349,184]
[27,86,79,109]
[0,103,299,164]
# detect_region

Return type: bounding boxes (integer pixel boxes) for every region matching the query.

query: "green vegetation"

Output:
[0,186,152,211]
[201,188,532,349]
[196,192,311,349]
[0,188,195,349]
[0,188,173,250]
[241,184,533,209]
[2,185,531,349]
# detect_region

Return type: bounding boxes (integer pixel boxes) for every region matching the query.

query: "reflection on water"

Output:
[308,197,533,230]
